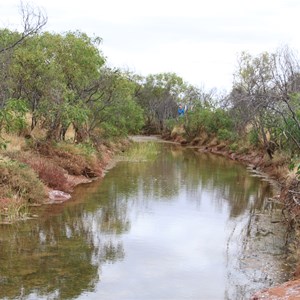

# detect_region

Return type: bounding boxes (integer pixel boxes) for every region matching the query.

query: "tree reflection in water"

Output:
[0,203,125,299]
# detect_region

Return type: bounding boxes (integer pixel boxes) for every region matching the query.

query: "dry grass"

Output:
[120,141,160,162]
[0,158,46,204]
[1,133,26,152]
[34,141,102,177]
[272,152,290,167]
[268,165,289,180]
[19,154,70,191]
[0,197,29,224]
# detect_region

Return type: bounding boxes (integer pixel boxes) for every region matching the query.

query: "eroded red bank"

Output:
[251,279,300,299]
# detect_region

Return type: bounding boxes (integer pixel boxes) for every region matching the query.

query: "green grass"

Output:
[0,199,29,224]
[121,141,160,162]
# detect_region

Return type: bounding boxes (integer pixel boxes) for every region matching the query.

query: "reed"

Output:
[0,198,29,224]
[121,141,160,162]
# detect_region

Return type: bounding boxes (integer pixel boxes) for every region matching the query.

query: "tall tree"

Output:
[135,72,186,132]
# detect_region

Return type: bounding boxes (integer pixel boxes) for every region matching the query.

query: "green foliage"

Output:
[217,128,236,142]
[248,128,260,146]
[0,29,22,51]
[206,108,233,134]
[76,142,97,157]
[100,99,144,137]
[229,143,238,152]
[86,68,145,138]
[184,106,234,139]
[6,30,108,139]
[284,116,300,143]
[165,118,178,132]
[135,72,189,133]
[183,106,208,138]
[288,156,300,175]
[0,99,28,133]
[0,138,7,150]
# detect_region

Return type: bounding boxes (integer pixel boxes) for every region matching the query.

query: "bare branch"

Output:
[0,1,47,53]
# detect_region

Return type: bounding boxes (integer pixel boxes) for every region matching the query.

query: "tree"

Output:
[0,2,47,144]
[229,47,300,157]
[135,72,186,133]
[0,2,47,54]
[230,51,278,157]
[9,31,105,140]
[83,68,144,141]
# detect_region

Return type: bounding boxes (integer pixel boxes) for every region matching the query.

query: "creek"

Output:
[0,142,291,299]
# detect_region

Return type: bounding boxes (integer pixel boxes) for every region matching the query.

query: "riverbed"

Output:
[0,142,291,299]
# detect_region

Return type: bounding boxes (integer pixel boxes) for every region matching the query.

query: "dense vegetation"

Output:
[1,4,300,226]
[2,11,300,160]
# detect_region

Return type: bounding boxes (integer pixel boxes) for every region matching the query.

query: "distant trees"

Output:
[134,72,183,132]
[134,72,209,133]
[2,3,300,164]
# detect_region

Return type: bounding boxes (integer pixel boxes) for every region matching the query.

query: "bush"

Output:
[217,128,236,142]
[229,143,238,152]
[24,158,70,191]
[0,158,46,203]
[248,129,260,146]
[183,107,235,139]
[34,141,101,177]
[165,118,178,133]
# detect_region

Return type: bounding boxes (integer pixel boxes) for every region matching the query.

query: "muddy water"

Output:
[0,143,291,300]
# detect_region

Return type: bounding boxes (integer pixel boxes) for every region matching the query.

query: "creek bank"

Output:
[0,138,131,222]
[43,140,130,203]
[250,279,300,299]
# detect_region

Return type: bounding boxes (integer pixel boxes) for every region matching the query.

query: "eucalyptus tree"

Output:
[10,33,60,130]
[83,67,144,141]
[9,30,105,140]
[0,2,47,107]
[0,2,47,143]
[41,31,105,140]
[0,29,22,108]
[229,47,300,156]
[268,46,300,152]
[230,51,277,157]
[0,2,47,54]
[135,72,187,132]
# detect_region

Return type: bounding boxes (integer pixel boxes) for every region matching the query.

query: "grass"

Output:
[22,155,70,191]
[121,141,160,162]
[0,198,29,224]
[1,133,26,152]
[0,158,46,203]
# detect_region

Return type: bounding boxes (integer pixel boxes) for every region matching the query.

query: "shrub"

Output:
[6,151,70,191]
[24,158,70,191]
[183,107,235,139]
[229,143,238,152]
[217,128,236,142]
[0,158,46,203]
[165,118,178,133]
[34,140,101,177]
[248,129,260,146]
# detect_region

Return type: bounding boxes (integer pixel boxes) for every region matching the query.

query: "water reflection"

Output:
[0,143,289,299]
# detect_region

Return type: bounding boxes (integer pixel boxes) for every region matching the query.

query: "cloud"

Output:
[1,0,300,90]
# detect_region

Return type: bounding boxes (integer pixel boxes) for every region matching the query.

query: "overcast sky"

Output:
[1,0,300,91]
